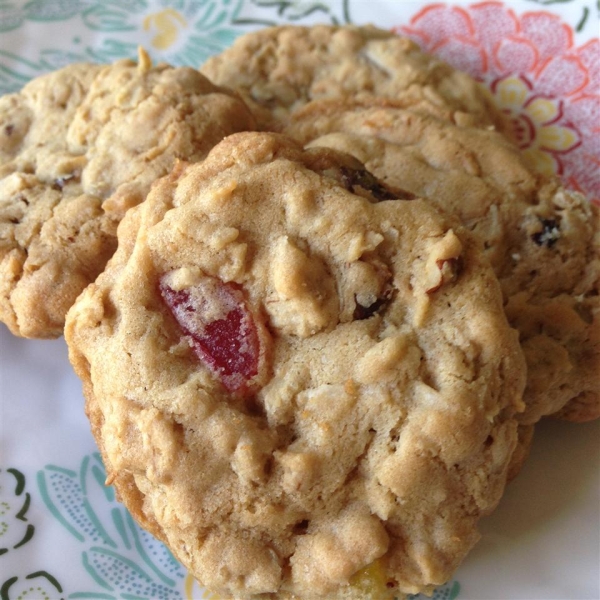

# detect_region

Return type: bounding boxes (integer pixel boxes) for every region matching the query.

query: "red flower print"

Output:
[398,2,600,205]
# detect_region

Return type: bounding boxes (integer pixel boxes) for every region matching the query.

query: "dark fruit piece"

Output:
[159,274,260,394]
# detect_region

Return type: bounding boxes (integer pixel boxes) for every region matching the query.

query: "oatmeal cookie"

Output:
[285,98,600,423]
[66,132,525,599]
[201,24,505,133]
[0,48,255,338]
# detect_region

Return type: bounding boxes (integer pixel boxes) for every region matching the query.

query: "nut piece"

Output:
[291,507,390,595]
[422,230,463,295]
[267,236,338,337]
[355,335,410,384]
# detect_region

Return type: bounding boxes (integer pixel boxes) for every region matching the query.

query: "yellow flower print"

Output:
[493,76,580,176]
[494,76,530,110]
[94,1,244,67]
[143,8,188,51]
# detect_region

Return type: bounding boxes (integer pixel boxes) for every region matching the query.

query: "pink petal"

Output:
[406,3,475,50]
[561,146,600,203]
[535,55,589,98]
[493,36,539,77]
[562,94,600,133]
[580,124,600,158]
[396,25,433,51]
[431,36,488,79]
[470,2,519,56]
[575,39,600,94]
[519,12,574,65]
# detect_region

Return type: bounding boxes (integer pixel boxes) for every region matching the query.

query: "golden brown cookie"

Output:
[66,132,526,599]
[0,49,255,338]
[285,98,600,424]
[507,425,535,483]
[201,24,505,133]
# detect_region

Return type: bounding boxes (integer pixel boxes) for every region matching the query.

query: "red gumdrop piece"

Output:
[159,274,260,394]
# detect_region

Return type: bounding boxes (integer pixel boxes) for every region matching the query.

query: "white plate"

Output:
[1,1,598,598]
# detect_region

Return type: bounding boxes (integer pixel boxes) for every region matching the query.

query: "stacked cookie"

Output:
[201,25,599,426]
[1,25,598,600]
[0,48,256,338]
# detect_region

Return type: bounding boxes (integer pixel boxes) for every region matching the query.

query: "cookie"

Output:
[284,98,600,423]
[506,424,535,483]
[65,132,526,599]
[201,24,505,133]
[0,48,256,338]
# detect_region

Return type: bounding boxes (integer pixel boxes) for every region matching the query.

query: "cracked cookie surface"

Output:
[66,132,526,599]
[0,49,255,338]
[285,99,600,423]
[201,24,505,133]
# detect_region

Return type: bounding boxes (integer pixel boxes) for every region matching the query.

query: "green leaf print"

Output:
[409,580,461,600]
[236,0,350,25]
[0,468,35,556]
[0,2,23,32]
[251,0,339,20]
[82,4,138,32]
[37,454,186,600]
[23,0,85,21]
[0,571,64,600]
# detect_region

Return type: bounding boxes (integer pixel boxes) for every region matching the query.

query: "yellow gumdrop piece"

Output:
[350,559,397,599]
